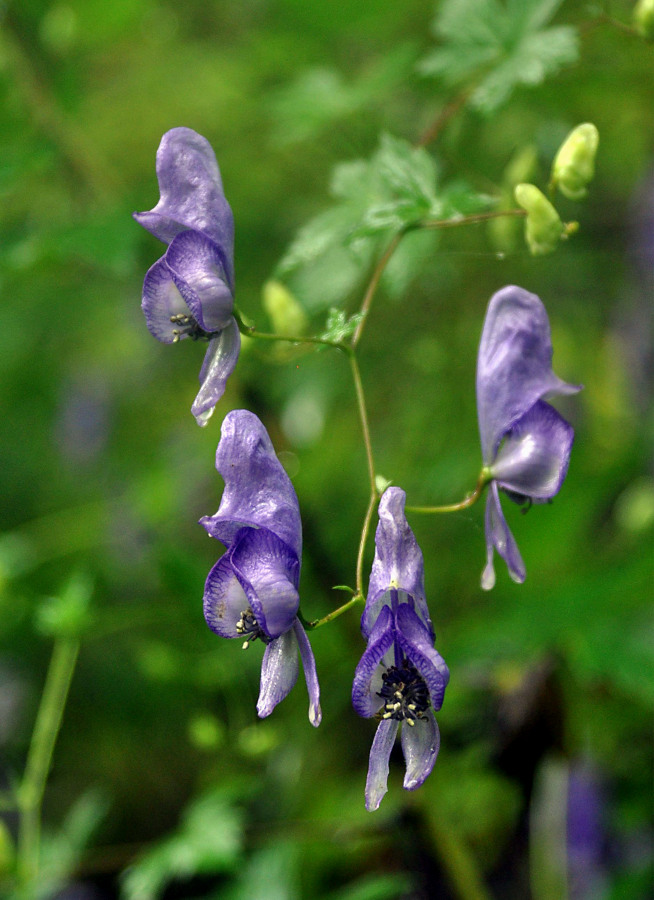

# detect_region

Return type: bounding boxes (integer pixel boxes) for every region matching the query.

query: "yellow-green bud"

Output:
[514,183,564,256]
[551,123,599,200]
[634,0,654,39]
[262,280,308,337]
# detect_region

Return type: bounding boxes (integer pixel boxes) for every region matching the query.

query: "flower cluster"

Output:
[134,127,240,426]
[135,130,581,810]
[201,409,321,726]
[353,488,449,810]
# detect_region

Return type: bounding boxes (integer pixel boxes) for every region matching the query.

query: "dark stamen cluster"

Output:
[169,313,212,342]
[377,659,430,726]
[236,607,269,649]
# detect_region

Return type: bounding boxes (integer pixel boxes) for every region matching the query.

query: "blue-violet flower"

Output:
[134,127,239,427]
[201,409,321,726]
[477,285,581,589]
[352,488,449,811]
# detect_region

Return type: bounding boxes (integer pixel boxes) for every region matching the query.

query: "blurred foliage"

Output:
[0,0,652,897]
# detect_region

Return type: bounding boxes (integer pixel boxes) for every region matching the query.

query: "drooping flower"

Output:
[476,285,582,590]
[352,488,449,811]
[134,127,239,427]
[201,409,321,726]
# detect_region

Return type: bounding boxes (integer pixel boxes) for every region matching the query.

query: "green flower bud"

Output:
[634,0,654,39]
[551,123,599,200]
[262,280,308,337]
[514,183,564,256]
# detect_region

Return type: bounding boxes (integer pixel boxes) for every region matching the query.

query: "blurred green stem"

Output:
[17,637,80,892]
[407,470,491,514]
[428,816,493,900]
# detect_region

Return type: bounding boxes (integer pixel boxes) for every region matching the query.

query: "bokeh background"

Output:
[0,0,652,897]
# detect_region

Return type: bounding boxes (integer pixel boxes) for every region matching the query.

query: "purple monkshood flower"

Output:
[201,409,321,726]
[134,127,239,427]
[477,285,582,590]
[353,488,449,811]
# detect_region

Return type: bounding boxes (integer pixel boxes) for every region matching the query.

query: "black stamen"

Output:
[377,658,430,723]
[169,313,212,342]
[235,608,269,648]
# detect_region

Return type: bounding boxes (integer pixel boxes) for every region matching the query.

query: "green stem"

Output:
[347,350,379,596]
[242,326,347,352]
[407,471,490,514]
[305,593,365,629]
[415,208,526,232]
[17,637,80,891]
[428,815,493,900]
[351,231,404,349]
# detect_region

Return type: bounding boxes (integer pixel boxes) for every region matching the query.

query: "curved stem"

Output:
[407,471,490,514]
[17,637,80,890]
[351,231,404,349]
[305,593,365,630]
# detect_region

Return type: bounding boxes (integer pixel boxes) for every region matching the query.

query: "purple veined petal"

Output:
[141,257,191,343]
[395,605,449,712]
[401,708,440,791]
[352,605,395,718]
[482,481,526,590]
[133,127,235,288]
[200,409,302,555]
[229,527,300,639]
[476,286,581,463]
[191,317,241,427]
[293,619,322,726]
[365,718,399,812]
[203,554,249,638]
[166,231,234,332]
[491,400,575,500]
[256,628,299,719]
[362,488,431,640]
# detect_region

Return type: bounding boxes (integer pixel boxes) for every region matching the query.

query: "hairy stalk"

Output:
[17,637,80,891]
[407,470,491,514]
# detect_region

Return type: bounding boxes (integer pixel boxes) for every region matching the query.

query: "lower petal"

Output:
[192,317,241,426]
[401,709,440,791]
[492,401,575,499]
[256,629,299,719]
[482,483,525,590]
[293,619,322,726]
[365,718,399,812]
[166,230,234,332]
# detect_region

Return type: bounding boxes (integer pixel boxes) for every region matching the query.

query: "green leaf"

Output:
[268,45,417,145]
[120,789,244,900]
[418,0,579,113]
[320,309,365,343]
[276,134,440,311]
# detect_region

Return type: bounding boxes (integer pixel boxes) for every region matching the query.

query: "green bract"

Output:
[551,123,599,200]
[514,183,564,256]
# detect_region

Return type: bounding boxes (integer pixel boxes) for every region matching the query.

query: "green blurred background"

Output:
[0,0,652,897]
